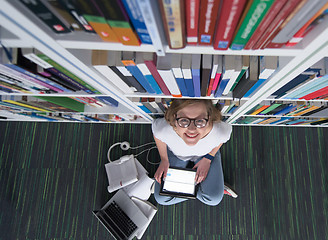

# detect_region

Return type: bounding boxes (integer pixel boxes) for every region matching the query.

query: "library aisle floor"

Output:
[0,122,327,240]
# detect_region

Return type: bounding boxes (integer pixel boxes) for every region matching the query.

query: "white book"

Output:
[157,54,181,97]
[137,0,166,56]
[222,55,241,95]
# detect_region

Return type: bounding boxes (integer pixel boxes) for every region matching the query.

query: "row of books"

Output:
[0,95,119,113]
[92,50,279,98]
[0,109,140,123]
[0,48,103,95]
[17,0,328,50]
[233,116,328,126]
[270,64,328,100]
[245,101,328,118]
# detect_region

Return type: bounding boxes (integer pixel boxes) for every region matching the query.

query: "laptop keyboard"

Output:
[97,201,138,240]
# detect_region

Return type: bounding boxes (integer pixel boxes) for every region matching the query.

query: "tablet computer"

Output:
[159,167,198,199]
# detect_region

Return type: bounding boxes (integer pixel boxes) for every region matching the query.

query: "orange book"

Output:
[94,0,140,46]
[250,105,270,115]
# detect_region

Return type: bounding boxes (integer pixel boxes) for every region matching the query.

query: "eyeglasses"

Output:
[176,117,209,128]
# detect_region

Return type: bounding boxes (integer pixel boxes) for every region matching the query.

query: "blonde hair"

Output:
[164,99,222,127]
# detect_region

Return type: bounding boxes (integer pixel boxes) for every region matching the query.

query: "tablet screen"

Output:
[160,167,197,198]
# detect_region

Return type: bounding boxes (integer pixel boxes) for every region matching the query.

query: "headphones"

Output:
[107,141,158,164]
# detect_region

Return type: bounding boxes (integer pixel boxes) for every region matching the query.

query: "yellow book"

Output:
[3,100,50,112]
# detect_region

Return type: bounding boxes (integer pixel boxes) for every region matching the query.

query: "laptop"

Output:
[93,190,149,240]
[159,167,199,199]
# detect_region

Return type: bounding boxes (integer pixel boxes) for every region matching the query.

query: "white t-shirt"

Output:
[152,118,232,161]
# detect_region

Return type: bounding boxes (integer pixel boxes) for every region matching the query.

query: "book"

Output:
[57,0,96,33]
[230,0,275,50]
[215,55,235,97]
[36,96,85,112]
[230,55,250,93]
[71,0,119,42]
[198,0,221,45]
[121,51,155,93]
[232,56,258,99]
[222,55,242,95]
[243,0,288,49]
[300,85,328,100]
[19,0,71,34]
[137,0,166,56]
[144,55,171,95]
[46,0,84,32]
[185,0,200,45]
[266,0,328,48]
[156,54,182,97]
[200,54,212,96]
[94,0,140,46]
[213,0,247,50]
[135,52,162,94]
[252,0,304,49]
[286,4,328,47]
[243,56,278,97]
[120,0,152,44]
[181,54,194,97]
[191,54,201,97]
[92,50,136,94]
[4,63,73,93]
[271,69,321,98]
[171,53,188,96]
[207,55,219,96]
[158,0,186,49]
[210,55,223,96]
[35,53,100,93]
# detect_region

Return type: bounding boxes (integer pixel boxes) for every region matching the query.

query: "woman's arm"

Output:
[193,143,223,183]
[153,135,170,184]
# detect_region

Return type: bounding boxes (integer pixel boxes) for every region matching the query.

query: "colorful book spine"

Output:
[213,0,247,50]
[144,60,171,95]
[172,68,188,96]
[230,0,275,50]
[19,0,71,34]
[158,0,186,49]
[121,0,152,44]
[198,0,221,45]
[37,54,101,94]
[122,60,156,93]
[94,0,140,46]
[243,0,288,50]
[185,0,200,45]
[136,63,162,94]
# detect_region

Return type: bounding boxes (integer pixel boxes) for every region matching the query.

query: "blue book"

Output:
[191,54,201,97]
[135,61,162,94]
[181,54,194,97]
[274,105,296,116]
[185,78,195,97]
[121,0,152,44]
[243,78,266,97]
[172,68,188,96]
[125,65,155,93]
[214,78,229,97]
[96,96,119,107]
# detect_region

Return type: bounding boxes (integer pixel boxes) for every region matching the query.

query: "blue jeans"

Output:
[154,149,224,206]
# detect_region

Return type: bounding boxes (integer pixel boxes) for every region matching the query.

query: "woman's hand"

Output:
[193,158,211,184]
[154,160,170,184]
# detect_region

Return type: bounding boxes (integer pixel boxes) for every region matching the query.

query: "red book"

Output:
[285,2,328,47]
[252,0,304,50]
[243,0,288,50]
[198,0,221,45]
[213,0,247,50]
[300,86,328,100]
[144,60,171,96]
[185,0,200,45]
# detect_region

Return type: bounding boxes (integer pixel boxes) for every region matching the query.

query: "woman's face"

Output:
[174,102,212,146]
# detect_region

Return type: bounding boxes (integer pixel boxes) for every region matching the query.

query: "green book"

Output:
[36,96,85,112]
[37,54,101,94]
[260,103,282,115]
[230,0,275,50]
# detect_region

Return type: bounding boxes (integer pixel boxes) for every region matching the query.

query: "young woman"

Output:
[152,99,237,206]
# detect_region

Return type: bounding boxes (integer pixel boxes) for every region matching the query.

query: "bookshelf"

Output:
[0,0,328,127]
